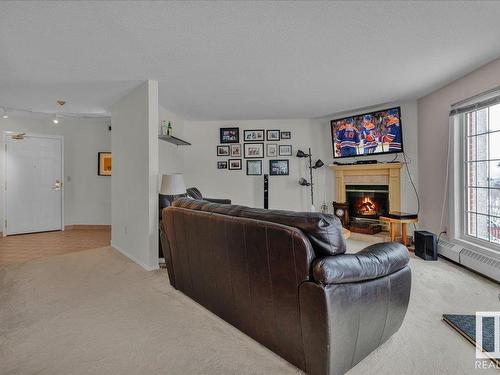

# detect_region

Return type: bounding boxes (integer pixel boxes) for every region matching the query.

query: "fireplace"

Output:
[346,185,389,219]
[346,185,389,234]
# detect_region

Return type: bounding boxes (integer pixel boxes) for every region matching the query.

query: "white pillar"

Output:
[111,80,159,270]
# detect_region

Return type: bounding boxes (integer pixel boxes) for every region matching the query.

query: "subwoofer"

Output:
[414,230,437,261]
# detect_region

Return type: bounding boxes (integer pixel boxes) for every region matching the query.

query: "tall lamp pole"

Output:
[297,148,324,212]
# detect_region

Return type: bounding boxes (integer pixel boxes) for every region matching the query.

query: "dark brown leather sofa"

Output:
[161,198,411,375]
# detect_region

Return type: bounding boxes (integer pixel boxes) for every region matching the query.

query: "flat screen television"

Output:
[331,106,403,158]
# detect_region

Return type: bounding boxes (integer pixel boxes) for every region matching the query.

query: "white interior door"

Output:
[4,134,63,235]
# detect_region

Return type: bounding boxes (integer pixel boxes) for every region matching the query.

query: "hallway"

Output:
[0,228,111,265]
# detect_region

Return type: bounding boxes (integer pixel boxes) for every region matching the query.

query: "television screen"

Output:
[331,106,403,158]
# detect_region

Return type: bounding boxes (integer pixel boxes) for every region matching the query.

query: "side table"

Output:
[379,212,418,246]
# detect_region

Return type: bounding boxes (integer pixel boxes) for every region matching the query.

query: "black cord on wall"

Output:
[402,151,420,215]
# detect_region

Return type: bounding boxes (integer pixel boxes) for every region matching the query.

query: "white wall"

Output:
[418,57,500,234]
[158,106,185,176]
[184,119,335,212]
[0,116,111,226]
[111,80,159,270]
[183,100,418,215]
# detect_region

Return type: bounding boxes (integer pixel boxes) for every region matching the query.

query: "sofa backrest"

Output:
[172,197,347,256]
[163,205,315,370]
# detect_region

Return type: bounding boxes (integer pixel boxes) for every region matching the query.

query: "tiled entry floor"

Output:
[0,228,111,265]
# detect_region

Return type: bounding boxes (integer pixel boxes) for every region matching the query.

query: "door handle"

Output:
[53,179,63,190]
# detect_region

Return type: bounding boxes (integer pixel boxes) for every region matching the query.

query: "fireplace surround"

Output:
[330,162,403,234]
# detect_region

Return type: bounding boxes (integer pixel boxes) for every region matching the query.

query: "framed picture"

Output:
[230,143,242,157]
[217,161,228,169]
[228,159,242,170]
[266,143,278,157]
[243,142,264,158]
[266,129,280,141]
[279,144,292,156]
[217,145,230,156]
[246,160,262,176]
[269,159,289,176]
[243,129,264,142]
[98,152,112,176]
[220,127,239,143]
[281,131,291,139]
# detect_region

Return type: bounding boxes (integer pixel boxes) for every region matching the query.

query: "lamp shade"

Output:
[296,149,308,158]
[160,174,186,195]
[298,177,311,186]
[313,159,324,169]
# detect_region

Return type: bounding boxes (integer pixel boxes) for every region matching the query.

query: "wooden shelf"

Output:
[329,162,402,171]
[158,135,191,146]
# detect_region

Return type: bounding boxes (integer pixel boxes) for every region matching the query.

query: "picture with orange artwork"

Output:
[98,152,112,176]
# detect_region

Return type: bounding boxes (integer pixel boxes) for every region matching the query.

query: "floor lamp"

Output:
[296,148,324,212]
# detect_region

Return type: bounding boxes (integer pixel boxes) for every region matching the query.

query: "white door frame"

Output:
[2,132,65,236]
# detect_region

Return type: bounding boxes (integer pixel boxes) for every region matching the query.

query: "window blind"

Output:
[449,85,500,116]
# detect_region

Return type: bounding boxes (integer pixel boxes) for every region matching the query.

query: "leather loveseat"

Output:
[186,187,232,204]
[161,198,411,375]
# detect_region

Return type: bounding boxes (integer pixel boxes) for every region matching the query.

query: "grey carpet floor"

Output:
[0,240,498,375]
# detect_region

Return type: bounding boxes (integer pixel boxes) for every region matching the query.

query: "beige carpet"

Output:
[0,241,498,375]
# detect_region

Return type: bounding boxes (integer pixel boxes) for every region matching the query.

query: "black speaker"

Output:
[414,230,437,261]
[264,174,269,209]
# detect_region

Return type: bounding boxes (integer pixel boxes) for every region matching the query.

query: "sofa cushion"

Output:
[312,242,410,284]
[171,197,346,256]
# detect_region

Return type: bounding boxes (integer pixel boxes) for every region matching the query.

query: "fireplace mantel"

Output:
[329,162,403,212]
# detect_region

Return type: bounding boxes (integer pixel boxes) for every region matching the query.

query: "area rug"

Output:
[443,314,499,366]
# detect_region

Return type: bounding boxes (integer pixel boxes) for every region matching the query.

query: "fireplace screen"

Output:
[346,185,389,220]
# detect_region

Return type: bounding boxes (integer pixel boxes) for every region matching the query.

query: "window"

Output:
[463,103,500,246]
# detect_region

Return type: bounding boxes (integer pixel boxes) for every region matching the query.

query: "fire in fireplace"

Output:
[346,185,389,220]
[357,196,378,216]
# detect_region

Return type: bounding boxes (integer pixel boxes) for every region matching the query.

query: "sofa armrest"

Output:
[204,197,231,204]
[312,242,409,284]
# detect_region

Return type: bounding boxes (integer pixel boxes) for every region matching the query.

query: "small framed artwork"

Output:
[266,143,278,157]
[220,127,240,143]
[266,129,280,141]
[98,152,112,176]
[230,143,242,157]
[244,129,264,142]
[269,159,289,176]
[244,142,264,158]
[217,145,230,156]
[281,131,291,139]
[279,144,293,156]
[228,159,242,170]
[217,161,228,169]
[246,160,262,176]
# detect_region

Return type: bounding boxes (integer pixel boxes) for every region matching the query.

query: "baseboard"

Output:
[65,225,111,230]
[111,242,159,272]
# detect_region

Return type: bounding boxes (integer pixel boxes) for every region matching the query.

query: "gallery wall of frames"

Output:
[217,127,293,176]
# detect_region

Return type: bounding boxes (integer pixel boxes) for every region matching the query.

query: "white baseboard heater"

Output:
[437,239,500,282]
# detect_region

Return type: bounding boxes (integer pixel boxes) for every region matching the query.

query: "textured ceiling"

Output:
[1,1,500,120]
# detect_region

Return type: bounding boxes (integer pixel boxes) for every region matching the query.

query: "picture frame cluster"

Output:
[217,127,292,176]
